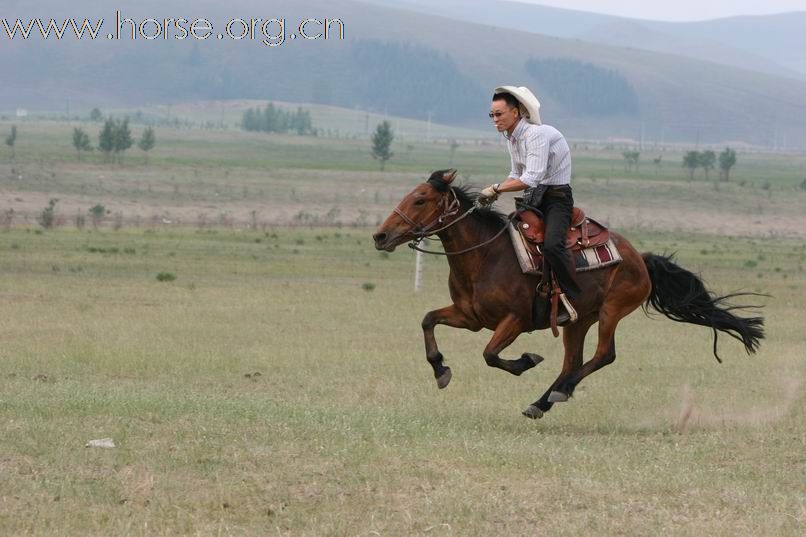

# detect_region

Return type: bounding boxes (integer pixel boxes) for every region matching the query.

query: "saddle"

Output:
[514,206,610,252]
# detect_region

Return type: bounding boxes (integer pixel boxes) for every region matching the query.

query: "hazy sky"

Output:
[514,0,806,21]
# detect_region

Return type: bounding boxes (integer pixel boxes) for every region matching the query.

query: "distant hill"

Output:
[362,0,806,79]
[648,12,806,77]
[2,0,806,147]
[578,20,798,80]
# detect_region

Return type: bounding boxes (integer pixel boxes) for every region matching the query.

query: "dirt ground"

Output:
[3,171,805,237]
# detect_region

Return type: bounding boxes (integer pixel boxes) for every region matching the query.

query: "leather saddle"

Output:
[514,206,610,251]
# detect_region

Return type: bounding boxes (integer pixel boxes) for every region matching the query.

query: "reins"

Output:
[395,191,513,256]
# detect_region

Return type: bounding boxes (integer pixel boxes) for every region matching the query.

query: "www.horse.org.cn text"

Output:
[1,11,346,47]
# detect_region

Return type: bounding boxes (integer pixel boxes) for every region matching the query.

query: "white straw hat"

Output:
[494,86,542,125]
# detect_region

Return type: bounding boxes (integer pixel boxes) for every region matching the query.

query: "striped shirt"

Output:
[504,119,572,187]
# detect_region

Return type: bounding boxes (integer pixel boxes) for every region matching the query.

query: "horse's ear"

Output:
[427,169,458,192]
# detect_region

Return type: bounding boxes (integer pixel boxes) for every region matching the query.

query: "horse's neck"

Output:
[437,217,502,281]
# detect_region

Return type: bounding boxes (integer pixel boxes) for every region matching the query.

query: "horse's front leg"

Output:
[483,314,544,376]
[422,305,481,389]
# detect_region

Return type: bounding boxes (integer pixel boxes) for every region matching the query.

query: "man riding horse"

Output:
[481,86,582,316]
[371,87,763,419]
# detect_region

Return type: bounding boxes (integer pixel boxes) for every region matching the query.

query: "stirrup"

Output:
[556,293,578,324]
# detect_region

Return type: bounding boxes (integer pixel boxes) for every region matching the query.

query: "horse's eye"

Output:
[414,199,425,206]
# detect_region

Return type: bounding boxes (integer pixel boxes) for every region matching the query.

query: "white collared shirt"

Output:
[504,119,572,187]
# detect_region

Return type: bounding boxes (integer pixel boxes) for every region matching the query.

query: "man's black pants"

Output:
[538,185,582,300]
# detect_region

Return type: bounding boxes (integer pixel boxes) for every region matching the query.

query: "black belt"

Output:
[523,184,571,207]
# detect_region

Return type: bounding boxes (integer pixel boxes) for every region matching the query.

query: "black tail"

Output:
[642,253,765,362]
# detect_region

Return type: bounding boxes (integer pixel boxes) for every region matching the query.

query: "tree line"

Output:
[241,103,314,135]
[350,39,487,124]
[3,119,155,164]
[525,58,640,117]
[71,118,156,164]
[682,148,736,181]
[619,147,738,181]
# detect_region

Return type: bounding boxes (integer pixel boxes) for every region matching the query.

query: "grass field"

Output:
[3,118,806,183]
[0,117,804,535]
[0,226,803,536]
[2,119,806,239]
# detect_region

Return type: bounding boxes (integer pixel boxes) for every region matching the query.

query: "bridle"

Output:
[392,189,513,256]
[393,189,463,238]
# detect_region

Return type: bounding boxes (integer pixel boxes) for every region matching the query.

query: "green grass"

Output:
[0,119,804,535]
[3,119,806,186]
[0,227,803,536]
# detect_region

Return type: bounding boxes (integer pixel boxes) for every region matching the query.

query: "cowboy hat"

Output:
[493,86,542,125]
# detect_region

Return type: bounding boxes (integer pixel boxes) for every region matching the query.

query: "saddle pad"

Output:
[572,239,622,272]
[509,222,622,275]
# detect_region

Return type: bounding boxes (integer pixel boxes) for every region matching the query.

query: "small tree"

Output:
[98,119,115,161]
[622,150,640,173]
[719,147,737,181]
[292,107,313,135]
[39,198,59,229]
[262,103,279,133]
[113,118,133,163]
[682,151,700,181]
[89,204,105,229]
[138,127,156,164]
[699,150,716,180]
[90,108,103,122]
[241,108,258,131]
[72,127,92,161]
[5,125,17,160]
[371,121,394,171]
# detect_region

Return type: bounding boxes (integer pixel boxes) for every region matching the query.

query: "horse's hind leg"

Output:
[482,314,544,377]
[552,262,650,400]
[523,315,595,419]
[422,305,480,389]
[552,306,624,400]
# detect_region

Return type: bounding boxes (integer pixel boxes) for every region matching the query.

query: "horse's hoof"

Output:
[548,391,569,403]
[523,353,544,367]
[436,368,452,389]
[522,405,543,419]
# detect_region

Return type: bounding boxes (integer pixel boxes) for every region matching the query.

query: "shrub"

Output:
[156,272,176,282]
[39,199,59,229]
[89,204,105,228]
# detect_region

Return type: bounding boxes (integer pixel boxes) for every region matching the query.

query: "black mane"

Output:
[451,184,508,229]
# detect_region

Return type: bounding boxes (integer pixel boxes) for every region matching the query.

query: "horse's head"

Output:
[373,169,459,252]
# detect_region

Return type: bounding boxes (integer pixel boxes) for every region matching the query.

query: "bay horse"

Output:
[372,169,764,419]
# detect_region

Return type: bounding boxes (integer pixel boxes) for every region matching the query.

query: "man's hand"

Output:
[479,184,500,201]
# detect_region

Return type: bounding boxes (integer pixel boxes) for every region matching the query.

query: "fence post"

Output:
[414,239,426,292]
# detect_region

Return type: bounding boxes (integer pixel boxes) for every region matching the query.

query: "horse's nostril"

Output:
[373,232,387,243]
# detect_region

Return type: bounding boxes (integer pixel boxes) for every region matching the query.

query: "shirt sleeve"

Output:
[519,130,549,187]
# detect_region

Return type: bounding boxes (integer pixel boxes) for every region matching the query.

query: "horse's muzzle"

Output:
[372,231,398,252]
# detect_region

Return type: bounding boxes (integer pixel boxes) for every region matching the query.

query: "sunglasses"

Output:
[488,110,514,119]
